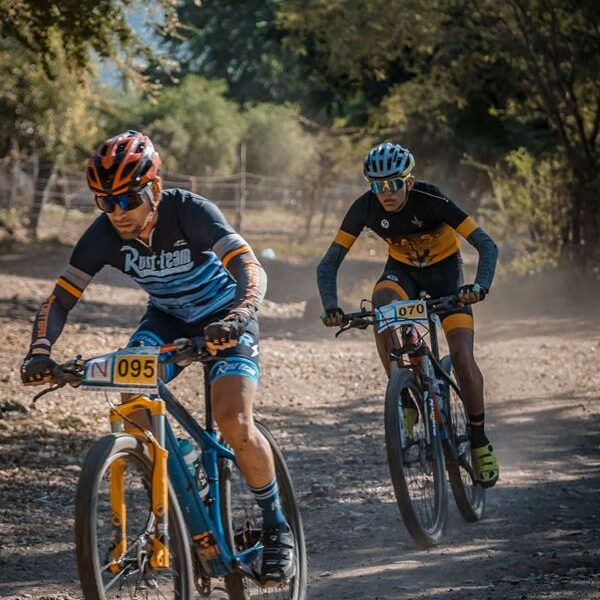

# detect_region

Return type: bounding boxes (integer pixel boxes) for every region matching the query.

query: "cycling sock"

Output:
[468,412,489,448]
[250,478,287,528]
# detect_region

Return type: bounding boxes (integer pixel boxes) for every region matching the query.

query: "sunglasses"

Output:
[369,176,409,194]
[95,185,150,213]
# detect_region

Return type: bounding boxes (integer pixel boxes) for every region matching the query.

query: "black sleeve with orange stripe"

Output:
[428,188,498,290]
[317,194,369,309]
[29,267,91,356]
[213,234,267,322]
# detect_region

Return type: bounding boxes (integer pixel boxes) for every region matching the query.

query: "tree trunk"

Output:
[27,157,54,239]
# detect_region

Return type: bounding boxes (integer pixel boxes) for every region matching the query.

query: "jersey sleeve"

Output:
[177,191,237,251]
[29,220,107,355]
[333,193,370,251]
[424,184,498,290]
[422,184,477,237]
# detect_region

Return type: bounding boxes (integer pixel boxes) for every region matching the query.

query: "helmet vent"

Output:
[136,142,145,154]
[100,144,108,157]
[116,142,127,154]
[120,162,136,180]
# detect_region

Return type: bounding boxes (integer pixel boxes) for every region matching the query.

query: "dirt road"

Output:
[0,244,599,599]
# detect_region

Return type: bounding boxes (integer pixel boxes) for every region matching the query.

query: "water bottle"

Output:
[177,438,210,502]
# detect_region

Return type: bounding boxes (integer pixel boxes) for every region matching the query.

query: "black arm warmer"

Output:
[316,242,349,309]
[466,227,498,291]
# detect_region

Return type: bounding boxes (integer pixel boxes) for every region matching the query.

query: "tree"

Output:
[0,0,178,81]
[128,76,244,175]
[160,0,309,104]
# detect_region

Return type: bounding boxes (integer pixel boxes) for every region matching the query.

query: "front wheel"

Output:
[440,355,485,522]
[384,363,447,548]
[219,420,307,600]
[75,434,194,600]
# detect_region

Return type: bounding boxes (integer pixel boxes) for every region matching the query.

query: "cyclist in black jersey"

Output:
[317,142,500,488]
[20,130,294,584]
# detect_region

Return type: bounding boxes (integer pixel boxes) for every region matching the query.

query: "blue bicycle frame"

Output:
[157,363,262,579]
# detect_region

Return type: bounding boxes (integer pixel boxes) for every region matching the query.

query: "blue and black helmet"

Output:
[363,142,415,180]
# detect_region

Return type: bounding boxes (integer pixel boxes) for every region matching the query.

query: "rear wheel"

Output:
[384,363,447,548]
[441,355,485,522]
[219,420,307,600]
[75,433,194,600]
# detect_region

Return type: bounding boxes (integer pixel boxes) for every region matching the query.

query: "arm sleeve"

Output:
[179,194,267,320]
[429,189,499,291]
[213,233,267,320]
[316,195,368,309]
[29,225,104,355]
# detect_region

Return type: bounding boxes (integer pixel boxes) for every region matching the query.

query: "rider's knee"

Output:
[216,411,254,445]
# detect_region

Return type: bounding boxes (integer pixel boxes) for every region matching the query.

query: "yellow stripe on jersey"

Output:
[334,229,357,250]
[222,245,251,269]
[56,277,83,298]
[455,216,478,239]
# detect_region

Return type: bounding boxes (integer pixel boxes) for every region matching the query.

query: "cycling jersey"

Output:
[336,181,477,267]
[29,189,267,361]
[317,181,498,310]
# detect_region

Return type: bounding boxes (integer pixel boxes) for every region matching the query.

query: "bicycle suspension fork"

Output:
[109,396,171,570]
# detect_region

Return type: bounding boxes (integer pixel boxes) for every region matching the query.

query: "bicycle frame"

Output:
[108,362,262,580]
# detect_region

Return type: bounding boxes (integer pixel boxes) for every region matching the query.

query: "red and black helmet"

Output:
[86,130,161,196]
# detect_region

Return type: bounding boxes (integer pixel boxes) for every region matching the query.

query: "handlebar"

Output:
[30,338,216,403]
[336,294,460,337]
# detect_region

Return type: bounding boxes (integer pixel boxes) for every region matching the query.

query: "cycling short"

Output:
[127,306,260,385]
[374,252,473,333]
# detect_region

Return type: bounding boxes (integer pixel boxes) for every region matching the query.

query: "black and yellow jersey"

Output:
[317,180,498,310]
[334,181,477,268]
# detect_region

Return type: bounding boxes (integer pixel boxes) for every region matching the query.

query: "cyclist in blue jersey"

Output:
[317,142,500,489]
[21,130,294,584]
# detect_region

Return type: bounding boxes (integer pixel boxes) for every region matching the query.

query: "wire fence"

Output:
[0,159,365,240]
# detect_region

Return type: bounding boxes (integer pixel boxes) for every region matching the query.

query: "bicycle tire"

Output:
[440,355,485,522]
[384,362,447,548]
[75,433,194,600]
[219,420,307,600]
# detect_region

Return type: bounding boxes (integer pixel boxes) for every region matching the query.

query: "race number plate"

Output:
[376,299,429,333]
[82,347,160,394]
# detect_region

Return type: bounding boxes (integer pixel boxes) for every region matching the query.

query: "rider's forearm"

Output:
[29,289,74,355]
[317,242,348,309]
[467,227,498,290]
[29,265,89,355]
[224,251,267,321]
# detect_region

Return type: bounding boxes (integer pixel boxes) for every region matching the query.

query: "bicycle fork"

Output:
[109,396,170,571]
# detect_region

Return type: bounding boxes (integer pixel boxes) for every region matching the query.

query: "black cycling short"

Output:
[374,252,473,332]
[127,305,260,385]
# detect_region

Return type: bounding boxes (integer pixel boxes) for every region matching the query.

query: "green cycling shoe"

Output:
[471,443,499,488]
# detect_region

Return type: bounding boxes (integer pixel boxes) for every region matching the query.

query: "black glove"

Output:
[204,314,248,355]
[458,283,488,305]
[320,307,346,327]
[21,354,57,385]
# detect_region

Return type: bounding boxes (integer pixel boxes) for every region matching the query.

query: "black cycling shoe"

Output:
[260,522,295,586]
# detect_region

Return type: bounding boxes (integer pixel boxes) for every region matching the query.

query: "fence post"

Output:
[235,142,247,233]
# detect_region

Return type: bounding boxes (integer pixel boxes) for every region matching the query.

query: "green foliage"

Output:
[0,38,103,164]
[242,104,317,180]
[161,0,307,104]
[476,148,565,272]
[129,76,244,175]
[0,0,178,81]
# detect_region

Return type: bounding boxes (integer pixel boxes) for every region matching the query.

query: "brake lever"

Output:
[32,382,66,405]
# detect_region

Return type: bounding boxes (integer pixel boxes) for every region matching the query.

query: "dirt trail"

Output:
[0,245,599,600]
